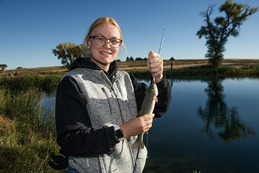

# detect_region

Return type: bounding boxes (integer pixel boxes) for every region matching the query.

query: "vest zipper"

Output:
[110,87,126,124]
[101,88,112,115]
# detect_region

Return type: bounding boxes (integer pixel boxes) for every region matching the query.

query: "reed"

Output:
[0,74,62,94]
[0,89,61,172]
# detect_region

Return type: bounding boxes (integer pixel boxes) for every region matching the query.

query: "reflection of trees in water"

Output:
[197,79,256,143]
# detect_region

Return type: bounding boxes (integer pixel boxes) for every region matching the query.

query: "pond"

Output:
[44,78,259,173]
[144,78,259,173]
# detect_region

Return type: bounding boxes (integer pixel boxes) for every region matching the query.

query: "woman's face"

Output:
[88,23,121,71]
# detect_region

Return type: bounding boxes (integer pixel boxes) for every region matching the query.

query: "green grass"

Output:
[164,65,259,79]
[0,74,62,94]
[125,64,259,80]
[0,89,63,173]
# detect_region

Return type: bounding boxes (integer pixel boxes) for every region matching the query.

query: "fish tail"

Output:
[132,140,144,149]
[132,134,145,149]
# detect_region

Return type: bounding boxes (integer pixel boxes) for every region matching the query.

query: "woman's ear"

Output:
[87,40,91,48]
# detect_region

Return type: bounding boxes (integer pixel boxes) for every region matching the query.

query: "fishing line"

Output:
[133,23,166,173]
[151,23,166,83]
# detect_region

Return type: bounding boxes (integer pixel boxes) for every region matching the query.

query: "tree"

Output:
[52,42,87,68]
[170,57,175,61]
[196,0,259,68]
[135,57,143,61]
[126,56,134,61]
[0,66,6,73]
[129,56,134,61]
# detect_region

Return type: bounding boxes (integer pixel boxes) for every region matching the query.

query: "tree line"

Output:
[53,0,258,69]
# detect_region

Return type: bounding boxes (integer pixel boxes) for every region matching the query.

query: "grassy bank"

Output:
[130,59,259,79]
[2,59,259,79]
[1,65,259,91]
[0,89,62,173]
[166,65,259,79]
[128,65,259,79]
[0,74,62,94]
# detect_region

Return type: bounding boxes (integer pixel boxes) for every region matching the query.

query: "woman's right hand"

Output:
[120,113,154,138]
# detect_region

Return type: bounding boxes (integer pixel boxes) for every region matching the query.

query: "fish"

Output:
[132,79,158,149]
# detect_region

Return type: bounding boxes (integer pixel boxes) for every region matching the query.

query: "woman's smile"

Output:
[99,50,112,55]
[88,23,121,71]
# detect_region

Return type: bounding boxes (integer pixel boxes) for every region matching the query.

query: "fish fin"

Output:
[132,140,145,149]
[154,96,158,102]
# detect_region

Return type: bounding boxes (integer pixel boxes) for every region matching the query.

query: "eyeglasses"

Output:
[90,35,122,48]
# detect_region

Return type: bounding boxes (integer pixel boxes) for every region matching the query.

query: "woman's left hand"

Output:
[147,51,163,83]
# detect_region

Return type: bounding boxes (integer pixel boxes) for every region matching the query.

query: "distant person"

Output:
[54,17,171,173]
[9,73,13,77]
[14,71,19,76]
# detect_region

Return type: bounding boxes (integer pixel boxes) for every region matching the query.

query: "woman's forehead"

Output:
[91,23,121,38]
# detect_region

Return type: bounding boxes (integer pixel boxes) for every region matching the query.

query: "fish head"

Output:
[150,80,158,98]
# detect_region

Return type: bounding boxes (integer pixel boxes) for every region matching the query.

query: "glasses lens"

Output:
[94,36,106,46]
[110,38,122,48]
[92,36,122,48]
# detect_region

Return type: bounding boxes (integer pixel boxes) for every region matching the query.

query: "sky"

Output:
[0,0,259,70]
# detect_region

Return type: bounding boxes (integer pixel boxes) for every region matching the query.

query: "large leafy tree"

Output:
[196,0,259,68]
[52,42,88,68]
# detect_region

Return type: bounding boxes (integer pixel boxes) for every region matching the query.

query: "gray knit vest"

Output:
[62,68,147,173]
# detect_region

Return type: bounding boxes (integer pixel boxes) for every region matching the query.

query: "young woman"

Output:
[55,17,171,173]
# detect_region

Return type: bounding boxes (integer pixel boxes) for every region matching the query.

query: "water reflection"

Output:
[197,78,256,143]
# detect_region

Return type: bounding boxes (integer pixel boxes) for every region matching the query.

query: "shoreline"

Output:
[1,59,259,77]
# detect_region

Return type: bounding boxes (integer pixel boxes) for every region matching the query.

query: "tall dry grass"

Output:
[0,89,62,173]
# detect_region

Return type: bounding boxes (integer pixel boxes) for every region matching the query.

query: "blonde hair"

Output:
[84,17,123,44]
[83,17,126,57]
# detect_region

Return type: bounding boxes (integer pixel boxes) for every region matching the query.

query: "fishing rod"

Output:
[133,23,166,173]
[158,23,166,54]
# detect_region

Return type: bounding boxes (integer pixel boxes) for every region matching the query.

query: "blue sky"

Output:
[0,0,259,70]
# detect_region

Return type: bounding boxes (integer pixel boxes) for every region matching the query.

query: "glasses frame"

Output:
[90,35,123,48]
